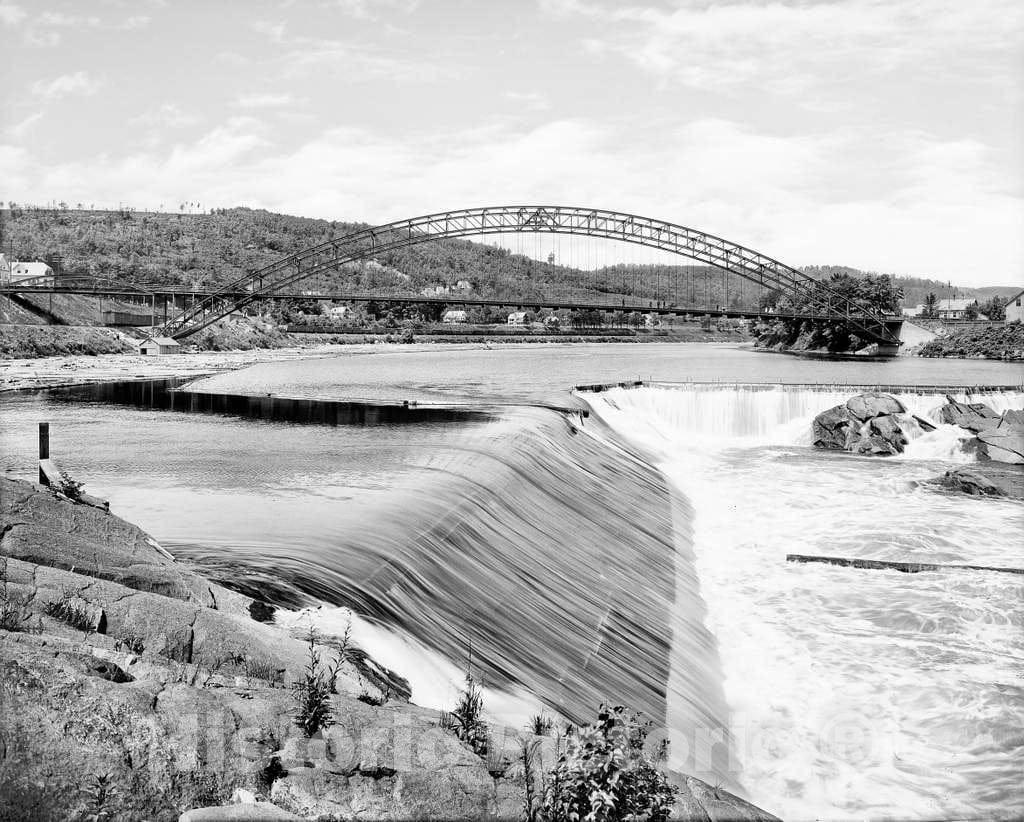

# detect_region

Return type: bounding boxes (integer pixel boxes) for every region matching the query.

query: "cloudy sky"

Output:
[1,0,1022,286]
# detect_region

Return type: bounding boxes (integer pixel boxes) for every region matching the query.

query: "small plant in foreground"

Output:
[327,612,352,694]
[0,590,34,633]
[521,738,543,822]
[55,470,84,500]
[529,713,554,736]
[543,704,678,822]
[44,594,95,631]
[440,655,488,757]
[292,628,334,737]
[114,630,146,655]
[81,772,118,822]
[0,561,35,633]
[243,655,283,684]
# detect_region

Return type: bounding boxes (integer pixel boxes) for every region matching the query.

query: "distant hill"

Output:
[1,206,1015,311]
[802,266,1019,309]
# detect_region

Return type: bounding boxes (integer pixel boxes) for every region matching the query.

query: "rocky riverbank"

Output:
[915,322,1024,360]
[0,476,777,821]
[811,391,1024,499]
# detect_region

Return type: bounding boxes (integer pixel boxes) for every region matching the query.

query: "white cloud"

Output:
[0,1,24,26]
[540,0,1024,94]
[119,15,150,30]
[330,0,419,21]
[32,71,102,100]
[4,111,43,140]
[23,27,59,46]
[503,91,551,112]
[130,103,198,129]
[2,116,1019,284]
[233,93,295,109]
[37,12,100,26]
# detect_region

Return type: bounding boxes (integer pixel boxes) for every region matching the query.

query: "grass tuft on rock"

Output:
[44,595,95,632]
[440,658,489,757]
[292,628,334,737]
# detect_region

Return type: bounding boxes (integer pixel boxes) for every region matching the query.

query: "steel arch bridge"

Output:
[158,205,901,345]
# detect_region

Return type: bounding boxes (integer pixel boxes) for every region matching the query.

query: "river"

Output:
[1,343,1021,820]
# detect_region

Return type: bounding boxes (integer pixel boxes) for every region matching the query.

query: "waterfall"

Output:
[586,383,1024,820]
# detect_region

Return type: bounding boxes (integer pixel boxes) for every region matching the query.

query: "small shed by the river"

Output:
[138,336,181,355]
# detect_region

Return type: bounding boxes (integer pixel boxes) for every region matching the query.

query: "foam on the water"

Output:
[588,384,1024,820]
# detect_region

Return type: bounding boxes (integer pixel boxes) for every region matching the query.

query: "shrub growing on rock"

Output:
[543,704,677,822]
[440,666,489,756]
[292,629,334,737]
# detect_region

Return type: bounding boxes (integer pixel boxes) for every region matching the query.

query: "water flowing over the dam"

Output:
[2,347,1022,820]
[588,383,1024,820]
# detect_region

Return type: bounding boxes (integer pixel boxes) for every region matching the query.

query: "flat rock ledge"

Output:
[0,476,780,821]
[925,465,1024,501]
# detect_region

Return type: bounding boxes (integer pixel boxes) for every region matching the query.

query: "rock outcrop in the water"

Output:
[976,428,1024,464]
[929,466,1024,499]
[931,397,1024,464]
[0,476,780,822]
[812,392,909,455]
[932,397,1001,433]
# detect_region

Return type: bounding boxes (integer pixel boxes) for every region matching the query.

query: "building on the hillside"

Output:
[421,284,449,296]
[507,311,527,327]
[1006,289,1024,324]
[442,309,467,324]
[935,298,978,320]
[327,305,349,319]
[9,261,54,286]
[138,336,181,355]
[455,280,472,291]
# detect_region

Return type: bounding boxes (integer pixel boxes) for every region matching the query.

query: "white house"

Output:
[935,298,978,320]
[443,309,468,324]
[327,305,349,319]
[507,311,528,327]
[9,261,54,285]
[455,280,472,291]
[138,336,181,355]
[1006,289,1024,324]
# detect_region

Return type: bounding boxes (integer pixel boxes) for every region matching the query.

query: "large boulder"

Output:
[812,393,908,456]
[812,404,857,450]
[855,415,907,456]
[846,392,905,422]
[932,397,1001,433]
[976,429,1024,464]
[998,409,1024,429]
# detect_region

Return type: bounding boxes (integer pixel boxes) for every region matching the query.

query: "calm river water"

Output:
[1,343,1021,820]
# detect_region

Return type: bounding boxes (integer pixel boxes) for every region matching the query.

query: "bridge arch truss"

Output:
[159,206,899,344]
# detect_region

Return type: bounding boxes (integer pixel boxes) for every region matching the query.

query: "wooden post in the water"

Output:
[787,553,1023,576]
[38,422,50,485]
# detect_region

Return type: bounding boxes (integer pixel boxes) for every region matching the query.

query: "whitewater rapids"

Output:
[587,384,1024,821]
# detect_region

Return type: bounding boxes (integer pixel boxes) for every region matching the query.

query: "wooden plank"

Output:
[38,458,61,487]
[787,553,1024,576]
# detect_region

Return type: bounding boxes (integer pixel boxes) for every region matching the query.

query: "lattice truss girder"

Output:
[161,206,898,343]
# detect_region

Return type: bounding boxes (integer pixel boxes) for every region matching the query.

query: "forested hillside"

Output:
[1,206,1012,312]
